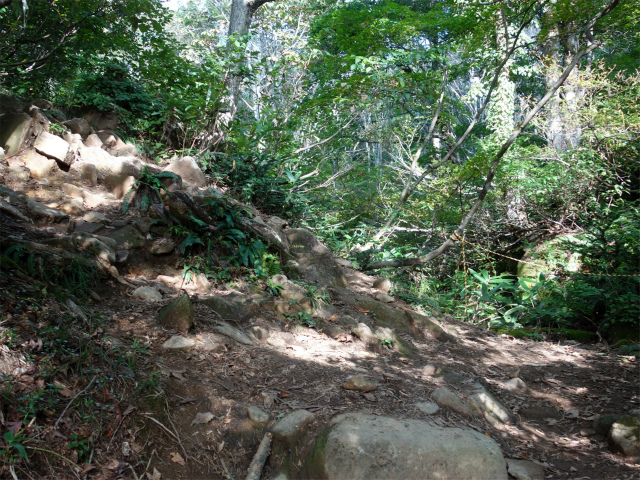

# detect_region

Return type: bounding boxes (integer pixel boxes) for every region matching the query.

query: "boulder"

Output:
[351,323,378,346]
[0,113,33,156]
[72,232,116,264]
[375,293,394,303]
[95,130,119,149]
[503,377,528,394]
[26,200,69,223]
[609,415,640,457]
[287,228,348,288]
[201,293,263,322]
[343,374,377,392]
[150,238,175,255]
[468,387,513,426]
[30,98,52,110]
[71,161,98,185]
[0,94,25,114]
[84,133,103,148]
[34,131,70,164]
[271,410,315,452]
[157,295,194,332]
[373,277,392,293]
[82,108,119,131]
[163,156,206,187]
[63,118,92,138]
[247,406,270,424]
[374,326,415,356]
[415,401,440,415]
[109,225,146,249]
[21,150,56,179]
[103,173,136,198]
[303,413,507,480]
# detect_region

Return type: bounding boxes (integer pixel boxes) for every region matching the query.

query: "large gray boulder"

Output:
[303,413,506,480]
[63,118,92,138]
[163,156,206,187]
[0,113,33,156]
[287,228,348,288]
[609,415,640,457]
[82,108,119,131]
[157,295,194,332]
[201,293,263,322]
[21,150,56,179]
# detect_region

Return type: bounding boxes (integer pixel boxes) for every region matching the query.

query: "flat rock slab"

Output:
[506,459,545,480]
[271,410,315,450]
[133,286,162,302]
[303,413,506,480]
[26,200,69,223]
[432,387,473,417]
[201,293,263,322]
[212,322,253,345]
[162,336,196,350]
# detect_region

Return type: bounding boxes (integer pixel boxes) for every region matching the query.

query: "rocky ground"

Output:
[0,97,639,479]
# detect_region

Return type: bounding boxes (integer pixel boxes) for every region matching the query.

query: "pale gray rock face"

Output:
[163,156,207,187]
[22,150,56,179]
[303,413,507,480]
[0,113,33,156]
[34,131,70,164]
[415,401,440,415]
[286,228,348,288]
[468,387,513,426]
[374,292,394,303]
[503,377,528,394]
[84,133,103,148]
[26,200,69,223]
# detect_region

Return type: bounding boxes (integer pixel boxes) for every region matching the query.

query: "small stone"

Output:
[133,286,162,302]
[157,294,194,332]
[162,335,196,350]
[431,387,473,417]
[506,459,545,480]
[247,406,270,424]
[374,293,394,303]
[84,133,103,148]
[213,322,253,345]
[503,377,528,394]
[343,374,377,393]
[373,277,392,293]
[415,401,440,415]
[247,325,270,343]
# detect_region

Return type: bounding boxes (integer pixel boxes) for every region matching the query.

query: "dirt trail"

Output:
[0,167,638,480]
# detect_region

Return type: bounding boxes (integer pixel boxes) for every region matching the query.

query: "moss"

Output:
[614,339,633,348]
[553,329,597,342]
[300,424,331,480]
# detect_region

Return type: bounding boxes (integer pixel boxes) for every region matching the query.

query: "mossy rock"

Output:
[518,235,585,279]
[604,322,640,343]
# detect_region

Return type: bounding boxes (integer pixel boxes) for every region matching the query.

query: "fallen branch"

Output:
[245,433,272,480]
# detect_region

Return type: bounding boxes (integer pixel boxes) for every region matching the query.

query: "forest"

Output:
[0,0,639,478]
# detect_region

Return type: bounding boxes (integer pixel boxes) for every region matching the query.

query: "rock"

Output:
[115,250,129,264]
[468,388,513,426]
[375,293,394,303]
[594,414,625,436]
[271,274,308,303]
[111,144,139,157]
[163,156,207,187]
[271,410,315,450]
[84,133,103,148]
[343,374,377,392]
[59,199,85,216]
[133,286,163,302]
[374,326,415,356]
[162,335,196,350]
[0,94,25,114]
[83,108,119,130]
[62,183,85,199]
[150,238,175,255]
[157,295,194,332]
[503,377,528,394]
[373,277,392,293]
[72,221,102,234]
[63,118,92,138]
[30,98,52,110]
[431,387,473,417]
[506,459,544,480]
[415,401,440,415]
[267,336,287,348]
[286,228,348,288]
[8,164,30,181]
[351,323,378,346]
[201,293,263,322]
[82,211,109,224]
[34,131,70,164]
[303,413,507,480]
[405,310,458,343]
[247,325,270,343]
[212,322,253,345]
[22,150,56,179]
[25,200,69,223]
[0,147,5,161]
[0,113,33,156]
[0,197,30,222]
[609,416,640,457]
[72,161,99,185]
[109,225,146,249]
[103,173,136,199]
[338,315,358,329]
[72,232,115,264]
[247,406,270,424]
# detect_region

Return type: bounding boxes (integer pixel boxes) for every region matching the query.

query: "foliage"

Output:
[285,311,316,328]
[122,168,179,214]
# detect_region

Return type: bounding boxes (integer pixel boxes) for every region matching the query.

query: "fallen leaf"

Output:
[355,306,370,313]
[82,464,96,475]
[146,468,162,480]
[223,418,232,424]
[58,387,74,398]
[279,391,289,398]
[328,315,337,322]
[191,412,215,425]
[362,393,376,402]
[218,441,225,452]
[6,422,22,435]
[170,452,185,466]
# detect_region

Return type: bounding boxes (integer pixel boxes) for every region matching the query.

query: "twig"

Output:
[165,398,189,460]
[220,458,235,480]
[127,464,139,480]
[26,446,82,471]
[245,433,272,480]
[55,376,96,429]
[143,414,181,443]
